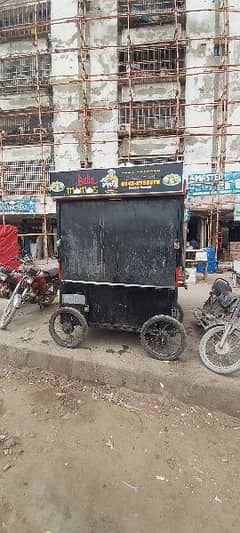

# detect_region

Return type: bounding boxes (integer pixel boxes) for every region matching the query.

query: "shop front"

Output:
[0,196,57,258]
[187,171,240,263]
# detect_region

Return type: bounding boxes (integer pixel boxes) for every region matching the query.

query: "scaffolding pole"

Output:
[0,0,239,252]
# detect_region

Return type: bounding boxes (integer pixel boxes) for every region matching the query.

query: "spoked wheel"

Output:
[0,298,17,330]
[49,307,88,348]
[140,314,186,361]
[0,289,21,330]
[199,324,240,374]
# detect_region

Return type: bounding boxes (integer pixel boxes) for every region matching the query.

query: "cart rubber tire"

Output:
[140,314,186,361]
[171,303,184,323]
[0,293,18,330]
[49,307,88,349]
[199,324,240,375]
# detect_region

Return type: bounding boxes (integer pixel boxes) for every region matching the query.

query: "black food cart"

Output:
[49,163,186,360]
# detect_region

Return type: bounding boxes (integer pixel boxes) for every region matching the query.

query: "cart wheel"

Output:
[140,314,186,361]
[49,307,88,349]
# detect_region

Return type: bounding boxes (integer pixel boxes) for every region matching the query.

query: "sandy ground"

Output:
[0,363,240,533]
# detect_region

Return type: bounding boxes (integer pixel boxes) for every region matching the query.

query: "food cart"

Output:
[49,163,186,361]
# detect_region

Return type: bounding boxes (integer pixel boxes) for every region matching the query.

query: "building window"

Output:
[2,159,52,194]
[119,0,185,13]
[119,155,182,165]
[0,109,53,146]
[0,1,50,41]
[118,1,185,27]
[119,99,184,135]
[119,46,185,78]
[0,54,51,94]
[214,40,229,57]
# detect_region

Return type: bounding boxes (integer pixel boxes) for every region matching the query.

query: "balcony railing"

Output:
[0,109,53,146]
[119,0,185,13]
[119,99,184,135]
[118,0,185,27]
[0,54,51,94]
[119,45,185,80]
[1,159,52,195]
[0,1,50,42]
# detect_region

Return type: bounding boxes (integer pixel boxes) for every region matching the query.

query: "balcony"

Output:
[0,109,53,146]
[119,99,184,136]
[119,154,183,165]
[0,54,51,94]
[0,1,50,42]
[118,0,185,28]
[119,45,185,82]
[2,159,51,195]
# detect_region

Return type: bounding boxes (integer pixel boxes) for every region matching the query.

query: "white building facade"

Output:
[0,0,239,251]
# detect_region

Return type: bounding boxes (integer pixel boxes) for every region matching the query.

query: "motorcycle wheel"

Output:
[0,291,18,330]
[49,307,88,348]
[199,324,240,374]
[140,314,186,361]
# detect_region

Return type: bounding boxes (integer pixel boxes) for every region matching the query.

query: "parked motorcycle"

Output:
[199,296,240,374]
[0,265,59,330]
[194,278,237,330]
[0,256,38,299]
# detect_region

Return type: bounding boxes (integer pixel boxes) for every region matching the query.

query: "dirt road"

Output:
[0,364,240,533]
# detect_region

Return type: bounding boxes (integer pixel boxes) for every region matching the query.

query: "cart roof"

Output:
[50,162,184,200]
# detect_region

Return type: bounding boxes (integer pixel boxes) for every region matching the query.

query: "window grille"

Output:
[0,54,51,94]
[119,0,185,14]
[119,46,185,78]
[1,159,52,194]
[0,1,50,41]
[119,99,184,134]
[118,0,185,27]
[0,110,53,145]
[119,155,183,165]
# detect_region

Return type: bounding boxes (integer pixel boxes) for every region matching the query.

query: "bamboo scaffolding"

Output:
[0,0,239,256]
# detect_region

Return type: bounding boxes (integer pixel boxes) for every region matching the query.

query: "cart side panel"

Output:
[59,197,184,287]
[61,281,177,330]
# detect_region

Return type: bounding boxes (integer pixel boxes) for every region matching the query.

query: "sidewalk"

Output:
[0,277,240,417]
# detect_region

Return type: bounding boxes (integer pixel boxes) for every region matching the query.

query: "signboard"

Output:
[0,197,37,214]
[188,172,240,197]
[50,163,183,198]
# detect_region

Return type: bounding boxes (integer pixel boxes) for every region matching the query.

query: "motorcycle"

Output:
[0,265,17,298]
[199,296,240,375]
[0,265,59,330]
[0,256,38,299]
[194,277,238,330]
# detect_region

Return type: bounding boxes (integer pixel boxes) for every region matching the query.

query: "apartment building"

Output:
[0,0,239,255]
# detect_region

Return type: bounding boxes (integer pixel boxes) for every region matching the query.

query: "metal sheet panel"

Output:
[59,197,183,286]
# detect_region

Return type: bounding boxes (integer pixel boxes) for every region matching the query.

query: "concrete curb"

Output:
[1,339,240,418]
